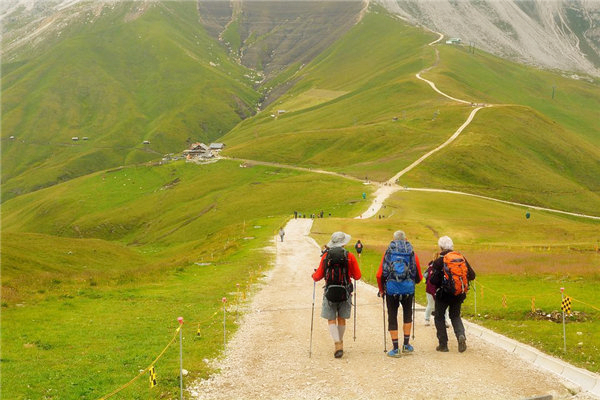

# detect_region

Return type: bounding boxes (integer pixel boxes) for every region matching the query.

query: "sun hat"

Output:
[393,230,406,240]
[438,236,454,251]
[327,231,351,248]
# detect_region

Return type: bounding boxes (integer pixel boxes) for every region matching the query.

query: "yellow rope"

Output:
[568,295,600,312]
[99,326,181,400]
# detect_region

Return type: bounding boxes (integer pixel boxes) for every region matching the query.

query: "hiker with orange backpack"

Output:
[429,236,476,352]
[376,230,423,357]
[312,231,362,358]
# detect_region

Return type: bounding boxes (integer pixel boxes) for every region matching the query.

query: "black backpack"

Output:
[324,247,352,302]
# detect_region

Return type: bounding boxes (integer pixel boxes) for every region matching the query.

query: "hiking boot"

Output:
[458,335,467,353]
[387,348,402,358]
[424,320,431,326]
[402,344,414,353]
[445,321,451,328]
[334,341,343,358]
[436,344,449,352]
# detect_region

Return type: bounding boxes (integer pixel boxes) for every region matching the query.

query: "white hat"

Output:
[393,230,406,240]
[327,231,351,248]
[438,236,454,251]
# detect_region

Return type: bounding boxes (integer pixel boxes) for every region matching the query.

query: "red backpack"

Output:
[442,251,469,295]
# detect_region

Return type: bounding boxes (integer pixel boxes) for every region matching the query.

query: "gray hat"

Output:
[438,236,454,251]
[393,230,406,241]
[327,231,351,248]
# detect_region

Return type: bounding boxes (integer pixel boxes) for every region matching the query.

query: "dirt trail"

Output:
[189,219,579,399]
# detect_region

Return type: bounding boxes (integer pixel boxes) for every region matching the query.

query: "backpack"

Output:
[382,240,416,295]
[442,251,469,296]
[324,247,351,302]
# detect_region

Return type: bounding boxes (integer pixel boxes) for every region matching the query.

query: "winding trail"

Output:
[189,31,599,399]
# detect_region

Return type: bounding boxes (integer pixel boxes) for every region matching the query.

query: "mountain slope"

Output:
[1,2,260,201]
[378,0,600,77]
[221,6,600,215]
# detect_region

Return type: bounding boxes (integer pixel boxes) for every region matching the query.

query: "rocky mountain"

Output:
[377,0,600,78]
[3,1,599,78]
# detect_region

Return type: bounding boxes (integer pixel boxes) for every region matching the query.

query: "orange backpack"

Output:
[442,251,469,295]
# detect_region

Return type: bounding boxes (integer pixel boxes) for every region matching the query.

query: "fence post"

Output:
[560,288,566,352]
[222,297,227,347]
[177,317,184,400]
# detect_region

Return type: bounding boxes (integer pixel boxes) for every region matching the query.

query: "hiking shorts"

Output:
[386,293,414,331]
[321,296,352,320]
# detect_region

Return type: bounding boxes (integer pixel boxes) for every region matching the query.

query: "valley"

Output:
[1,2,599,399]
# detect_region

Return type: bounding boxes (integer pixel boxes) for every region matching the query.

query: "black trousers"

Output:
[434,294,466,345]
[386,294,413,331]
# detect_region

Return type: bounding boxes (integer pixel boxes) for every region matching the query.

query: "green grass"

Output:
[427,44,600,146]
[401,106,600,215]
[1,159,371,399]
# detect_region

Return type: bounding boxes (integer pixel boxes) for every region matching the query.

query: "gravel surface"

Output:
[189,219,588,400]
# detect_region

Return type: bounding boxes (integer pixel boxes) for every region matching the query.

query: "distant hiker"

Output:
[376,230,422,357]
[429,236,476,353]
[354,240,363,258]
[294,211,298,219]
[278,228,285,242]
[320,210,324,218]
[312,231,362,358]
[424,258,450,327]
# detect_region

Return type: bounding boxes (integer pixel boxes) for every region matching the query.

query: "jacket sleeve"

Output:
[312,253,327,281]
[376,254,386,293]
[414,254,423,284]
[347,252,362,280]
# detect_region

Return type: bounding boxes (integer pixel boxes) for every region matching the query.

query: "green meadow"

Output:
[2,2,600,398]
[1,160,368,399]
[311,190,600,372]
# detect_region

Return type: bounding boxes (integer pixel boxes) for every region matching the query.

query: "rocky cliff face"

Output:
[377,0,600,77]
[2,0,599,78]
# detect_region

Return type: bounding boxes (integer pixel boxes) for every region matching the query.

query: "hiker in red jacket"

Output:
[376,231,423,357]
[312,231,362,358]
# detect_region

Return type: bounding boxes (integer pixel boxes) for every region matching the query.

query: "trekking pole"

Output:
[353,278,357,342]
[309,280,316,358]
[412,294,416,340]
[382,295,387,352]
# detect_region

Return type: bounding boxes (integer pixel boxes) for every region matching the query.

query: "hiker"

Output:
[377,230,422,357]
[278,228,285,242]
[424,258,450,327]
[354,240,363,258]
[429,236,476,353]
[294,210,298,219]
[312,231,362,358]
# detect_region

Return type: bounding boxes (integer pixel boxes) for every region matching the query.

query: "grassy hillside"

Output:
[222,8,600,215]
[222,9,467,181]
[1,159,369,399]
[427,44,600,146]
[401,105,600,215]
[1,2,260,201]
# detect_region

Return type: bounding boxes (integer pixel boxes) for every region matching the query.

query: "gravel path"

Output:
[189,219,580,400]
